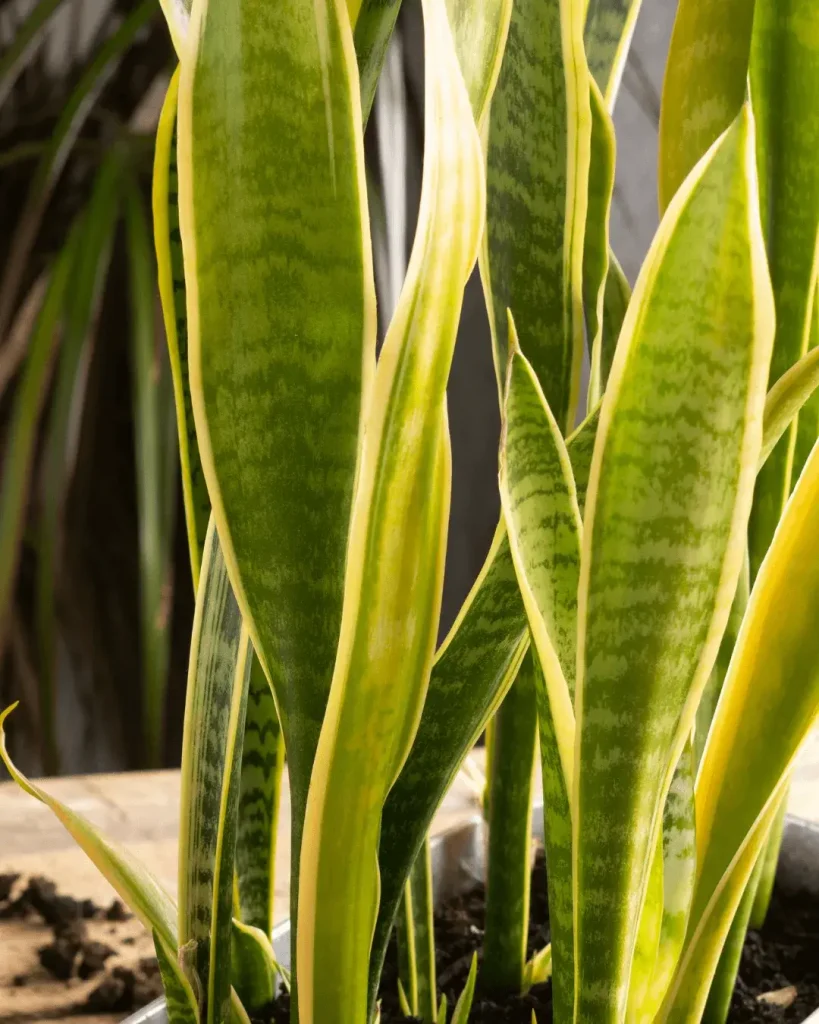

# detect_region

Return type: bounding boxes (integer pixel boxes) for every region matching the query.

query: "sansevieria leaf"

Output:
[297,0,483,1018]
[178,520,252,1024]
[748,0,819,581]
[484,0,591,430]
[153,68,209,589]
[658,0,755,213]
[663,435,819,1021]
[371,520,527,1009]
[153,69,285,938]
[177,0,376,997]
[574,105,773,1022]
[584,0,643,108]
[372,390,598,1013]
[499,327,582,1020]
[585,79,616,409]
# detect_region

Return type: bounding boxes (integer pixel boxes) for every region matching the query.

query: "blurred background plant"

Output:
[0,0,188,776]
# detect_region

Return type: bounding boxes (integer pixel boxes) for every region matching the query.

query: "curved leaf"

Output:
[371,358,598,1014]
[665,435,819,1019]
[354,0,402,125]
[0,704,177,951]
[573,107,773,1022]
[760,327,819,468]
[296,0,483,1019]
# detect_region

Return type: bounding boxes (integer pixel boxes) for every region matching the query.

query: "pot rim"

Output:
[122,812,819,1024]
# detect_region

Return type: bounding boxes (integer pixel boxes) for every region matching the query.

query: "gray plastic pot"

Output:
[124,814,819,1024]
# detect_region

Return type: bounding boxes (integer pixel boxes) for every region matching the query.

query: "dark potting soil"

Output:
[264,851,819,1024]
[0,874,163,1013]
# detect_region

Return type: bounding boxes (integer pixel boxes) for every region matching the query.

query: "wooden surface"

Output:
[1,736,817,1022]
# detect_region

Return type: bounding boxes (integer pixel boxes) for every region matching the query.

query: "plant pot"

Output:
[123,813,819,1024]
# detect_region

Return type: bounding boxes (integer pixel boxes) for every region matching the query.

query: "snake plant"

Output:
[3,0,819,1023]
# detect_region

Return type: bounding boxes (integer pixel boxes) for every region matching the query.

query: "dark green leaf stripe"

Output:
[178,522,252,1024]
[153,69,210,590]
[584,0,642,107]
[483,654,537,995]
[177,0,376,997]
[584,78,616,409]
[574,107,773,1022]
[444,0,512,126]
[484,0,590,430]
[748,0,819,581]
[235,657,285,936]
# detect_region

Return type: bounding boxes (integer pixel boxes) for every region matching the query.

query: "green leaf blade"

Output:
[178,521,252,1024]
[574,107,774,1022]
[177,0,377,990]
[484,0,590,430]
[296,0,484,1019]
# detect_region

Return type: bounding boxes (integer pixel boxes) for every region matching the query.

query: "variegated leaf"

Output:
[296,0,484,1019]
[574,106,773,1021]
